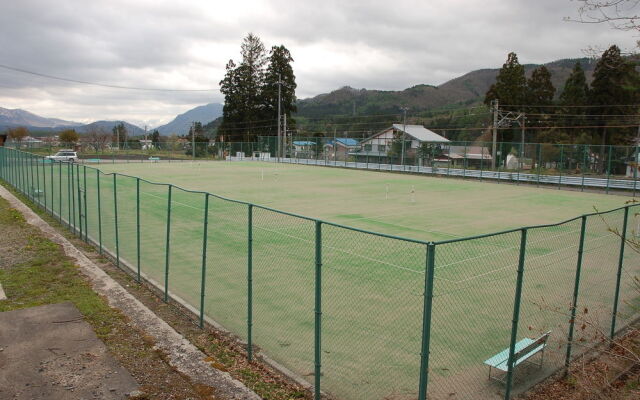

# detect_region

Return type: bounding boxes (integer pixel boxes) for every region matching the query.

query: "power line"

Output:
[500,103,640,109]
[0,63,219,92]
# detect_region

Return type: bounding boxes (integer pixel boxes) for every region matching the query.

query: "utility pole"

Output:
[192,122,195,160]
[521,113,526,168]
[283,114,287,158]
[491,100,525,170]
[277,74,282,161]
[400,107,409,167]
[116,122,120,151]
[492,100,498,169]
[144,125,148,152]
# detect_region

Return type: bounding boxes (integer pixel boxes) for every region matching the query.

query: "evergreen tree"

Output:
[484,52,527,142]
[151,130,160,146]
[484,52,527,108]
[219,35,298,143]
[526,66,555,110]
[262,45,297,131]
[219,33,267,142]
[590,45,640,146]
[525,66,555,142]
[111,122,128,147]
[559,62,590,142]
[219,60,242,142]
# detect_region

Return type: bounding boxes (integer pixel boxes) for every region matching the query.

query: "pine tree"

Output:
[590,45,640,146]
[484,52,527,108]
[525,66,555,142]
[526,66,555,110]
[262,45,297,131]
[484,52,527,142]
[218,34,267,142]
[559,62,590,142]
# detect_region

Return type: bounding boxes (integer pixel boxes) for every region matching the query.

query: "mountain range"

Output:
[296,58,596,117]
[0,57,597,135]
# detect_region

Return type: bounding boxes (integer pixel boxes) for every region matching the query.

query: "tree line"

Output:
[484,45,640,146]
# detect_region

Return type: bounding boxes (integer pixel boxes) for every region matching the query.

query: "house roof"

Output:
[447,145,492,160]
[326,138,359,147]
[392,124,449,143]
[293,141,315,146]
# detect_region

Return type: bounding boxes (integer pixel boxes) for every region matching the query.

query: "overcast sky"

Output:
[0,0,637,128]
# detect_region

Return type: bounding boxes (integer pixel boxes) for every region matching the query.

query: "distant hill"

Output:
[296,58,596,117]
[155,103,223,135]
[76,120,144,136]
[0,107,81,130]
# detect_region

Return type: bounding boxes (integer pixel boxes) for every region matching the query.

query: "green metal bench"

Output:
[148,156,160,162]
[484,331,551,384]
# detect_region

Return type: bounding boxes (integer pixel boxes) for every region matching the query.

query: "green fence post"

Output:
[565,215,587,369]
[558,144,564,190]
[72,163,77,232]
[634,159,638,198]
[76,164,83,238]
[50,159,54,216]
[480,144,484,181]
[504,228,528,400]
[610,207,630,338]
[36,155,41,206]
[418,242,436,400]
[164,184,172,302]
[314,220,323,400]
[67,164,72,229]
[58,161,62,223]
[30,153,35,200]
[537,143,542,187]
[136,177,141,282]
[463,142,468,179]
[446,146,451,177]
[199,193,209,329]
[247,204,254,360]
[42,156,47,211]
[516,143,521,186]
[83,165,88,242]
[606,145,612,194]
[581,145,586,192]
[113,174,120,267]
[97,170,102,254]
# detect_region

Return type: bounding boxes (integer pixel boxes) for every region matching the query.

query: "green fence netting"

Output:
[1,146,639,400]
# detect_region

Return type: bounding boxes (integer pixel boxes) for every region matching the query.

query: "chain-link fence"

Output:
[226,137,640,194]
[1,146,639,400]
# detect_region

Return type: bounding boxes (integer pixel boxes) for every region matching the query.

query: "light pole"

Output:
[400,107,409,167]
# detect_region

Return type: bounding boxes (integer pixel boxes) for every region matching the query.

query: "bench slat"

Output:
[484,332,550,372]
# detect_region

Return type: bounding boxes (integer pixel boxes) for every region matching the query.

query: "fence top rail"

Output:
[434,203,638,245]
[4,147,638,248]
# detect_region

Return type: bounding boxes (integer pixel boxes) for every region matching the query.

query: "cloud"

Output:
[0,0,636,127]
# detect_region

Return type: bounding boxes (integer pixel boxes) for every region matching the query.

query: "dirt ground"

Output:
[522,327,640,400]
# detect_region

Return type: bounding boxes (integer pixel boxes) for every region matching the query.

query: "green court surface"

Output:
[94,160,629,242]
[14,157,640,400]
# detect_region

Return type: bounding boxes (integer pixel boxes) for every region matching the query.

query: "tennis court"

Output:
[3,151,639,400]
[94,160,629,241]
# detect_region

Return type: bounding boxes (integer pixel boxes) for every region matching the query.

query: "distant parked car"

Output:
[46,150,78,162]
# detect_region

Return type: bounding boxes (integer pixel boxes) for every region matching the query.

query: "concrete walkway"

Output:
[0,302,139,399]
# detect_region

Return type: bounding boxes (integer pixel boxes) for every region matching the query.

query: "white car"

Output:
[46,150,78,162]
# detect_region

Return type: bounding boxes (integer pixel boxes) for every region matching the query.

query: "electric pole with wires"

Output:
[400,107,409,167]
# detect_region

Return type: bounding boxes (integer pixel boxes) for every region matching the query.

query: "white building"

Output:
[355,124,449,160]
